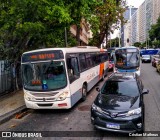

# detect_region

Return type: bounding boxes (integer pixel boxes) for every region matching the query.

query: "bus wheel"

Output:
[81,84,87,101]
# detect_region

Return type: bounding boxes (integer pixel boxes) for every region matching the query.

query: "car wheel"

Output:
[81,84,87,101]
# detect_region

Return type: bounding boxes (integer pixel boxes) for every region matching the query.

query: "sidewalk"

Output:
[0,90,26,124]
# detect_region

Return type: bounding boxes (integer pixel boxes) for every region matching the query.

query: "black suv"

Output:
[91,72,149,133]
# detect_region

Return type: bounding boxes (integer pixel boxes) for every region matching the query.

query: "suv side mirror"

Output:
[142,89,149,94]
[96,87,100,92]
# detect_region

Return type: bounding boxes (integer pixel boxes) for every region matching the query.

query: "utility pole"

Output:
[146,37,147,49]
[65,27,68,47]
[110,33,112,48]
[119,30,121,48]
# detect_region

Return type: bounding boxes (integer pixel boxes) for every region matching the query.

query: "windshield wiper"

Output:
[43,60,53,74]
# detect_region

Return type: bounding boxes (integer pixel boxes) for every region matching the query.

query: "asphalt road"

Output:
[0,63,160,140]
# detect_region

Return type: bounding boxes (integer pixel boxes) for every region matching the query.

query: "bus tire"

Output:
[81,84,87,101]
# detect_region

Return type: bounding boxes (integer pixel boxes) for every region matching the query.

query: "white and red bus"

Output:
[21,46,109,109]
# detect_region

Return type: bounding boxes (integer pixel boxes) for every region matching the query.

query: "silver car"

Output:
[141,55,151,63]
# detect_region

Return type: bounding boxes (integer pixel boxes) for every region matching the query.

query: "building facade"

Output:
[123,20,131,46]
[145,0,153,38]
[138,1,146,43]
[130,11,138,45]
[121,7,137,46]
[123,0,160,46]
[70,18,90,45]
[152,0,160,24]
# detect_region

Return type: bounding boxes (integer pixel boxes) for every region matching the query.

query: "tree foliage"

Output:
[133,42,141,47]
[0,0,126,61]
[149,17,160,41]
[107,37,119,48]
[89,0,126,48]
[0,0,72,60]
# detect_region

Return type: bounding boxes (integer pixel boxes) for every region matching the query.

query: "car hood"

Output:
[95,94,140,111]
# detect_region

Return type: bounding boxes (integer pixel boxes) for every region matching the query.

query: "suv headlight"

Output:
[24,93,35,101]
[92,103,103,113]
[126,108,141,116]
[56,91,69,101]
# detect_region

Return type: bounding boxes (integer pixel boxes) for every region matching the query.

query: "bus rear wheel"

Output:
[81,84,87,101]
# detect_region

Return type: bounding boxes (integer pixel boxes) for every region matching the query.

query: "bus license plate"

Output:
[106,123,120,129]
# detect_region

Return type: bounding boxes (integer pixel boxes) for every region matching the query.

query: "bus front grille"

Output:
[31,92,58,97]
[37,104,53,107]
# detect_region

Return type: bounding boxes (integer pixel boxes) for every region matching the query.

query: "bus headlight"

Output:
[24,93,35,101]
[56,91,69,101]
[126,108,141,116]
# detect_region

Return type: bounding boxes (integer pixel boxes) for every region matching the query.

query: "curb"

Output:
[0,105,27,125]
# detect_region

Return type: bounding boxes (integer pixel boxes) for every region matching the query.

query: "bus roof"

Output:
[115,46,138,49]
[22,46,106,55]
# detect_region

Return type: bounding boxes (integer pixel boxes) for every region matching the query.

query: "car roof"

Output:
[142,55,150,56]
[108,72,137,82]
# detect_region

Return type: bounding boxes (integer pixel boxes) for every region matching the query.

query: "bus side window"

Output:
[67,57,80,83]
[79,53,87,71]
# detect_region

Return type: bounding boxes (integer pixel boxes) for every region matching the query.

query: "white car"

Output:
[141,55,151,63]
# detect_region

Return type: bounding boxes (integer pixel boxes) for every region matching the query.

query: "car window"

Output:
[101,81,139,97]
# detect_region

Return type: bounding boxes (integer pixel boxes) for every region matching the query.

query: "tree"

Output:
[107,37,119,48]
[65,0,99,45]
[89,0,126,48]
[152,39,160,48]
[133,42,141,47]
[0,0,72,61]
[149,16,160,42]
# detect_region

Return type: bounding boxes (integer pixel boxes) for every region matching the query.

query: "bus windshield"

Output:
[115,49,140,69]
[22,61,67,91]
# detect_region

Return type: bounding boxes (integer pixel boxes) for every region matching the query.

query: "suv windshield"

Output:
[101,81,139,97]
[22,61,67,91]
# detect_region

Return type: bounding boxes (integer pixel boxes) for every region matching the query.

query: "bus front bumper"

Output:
[115,69,140,76]
[24,98,71,109]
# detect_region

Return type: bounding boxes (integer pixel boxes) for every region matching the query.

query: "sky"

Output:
[126,0,145,8]
[110,0,145,39]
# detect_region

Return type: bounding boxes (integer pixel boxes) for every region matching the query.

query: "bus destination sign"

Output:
[30,53,55,60]
[22,50,64,62]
